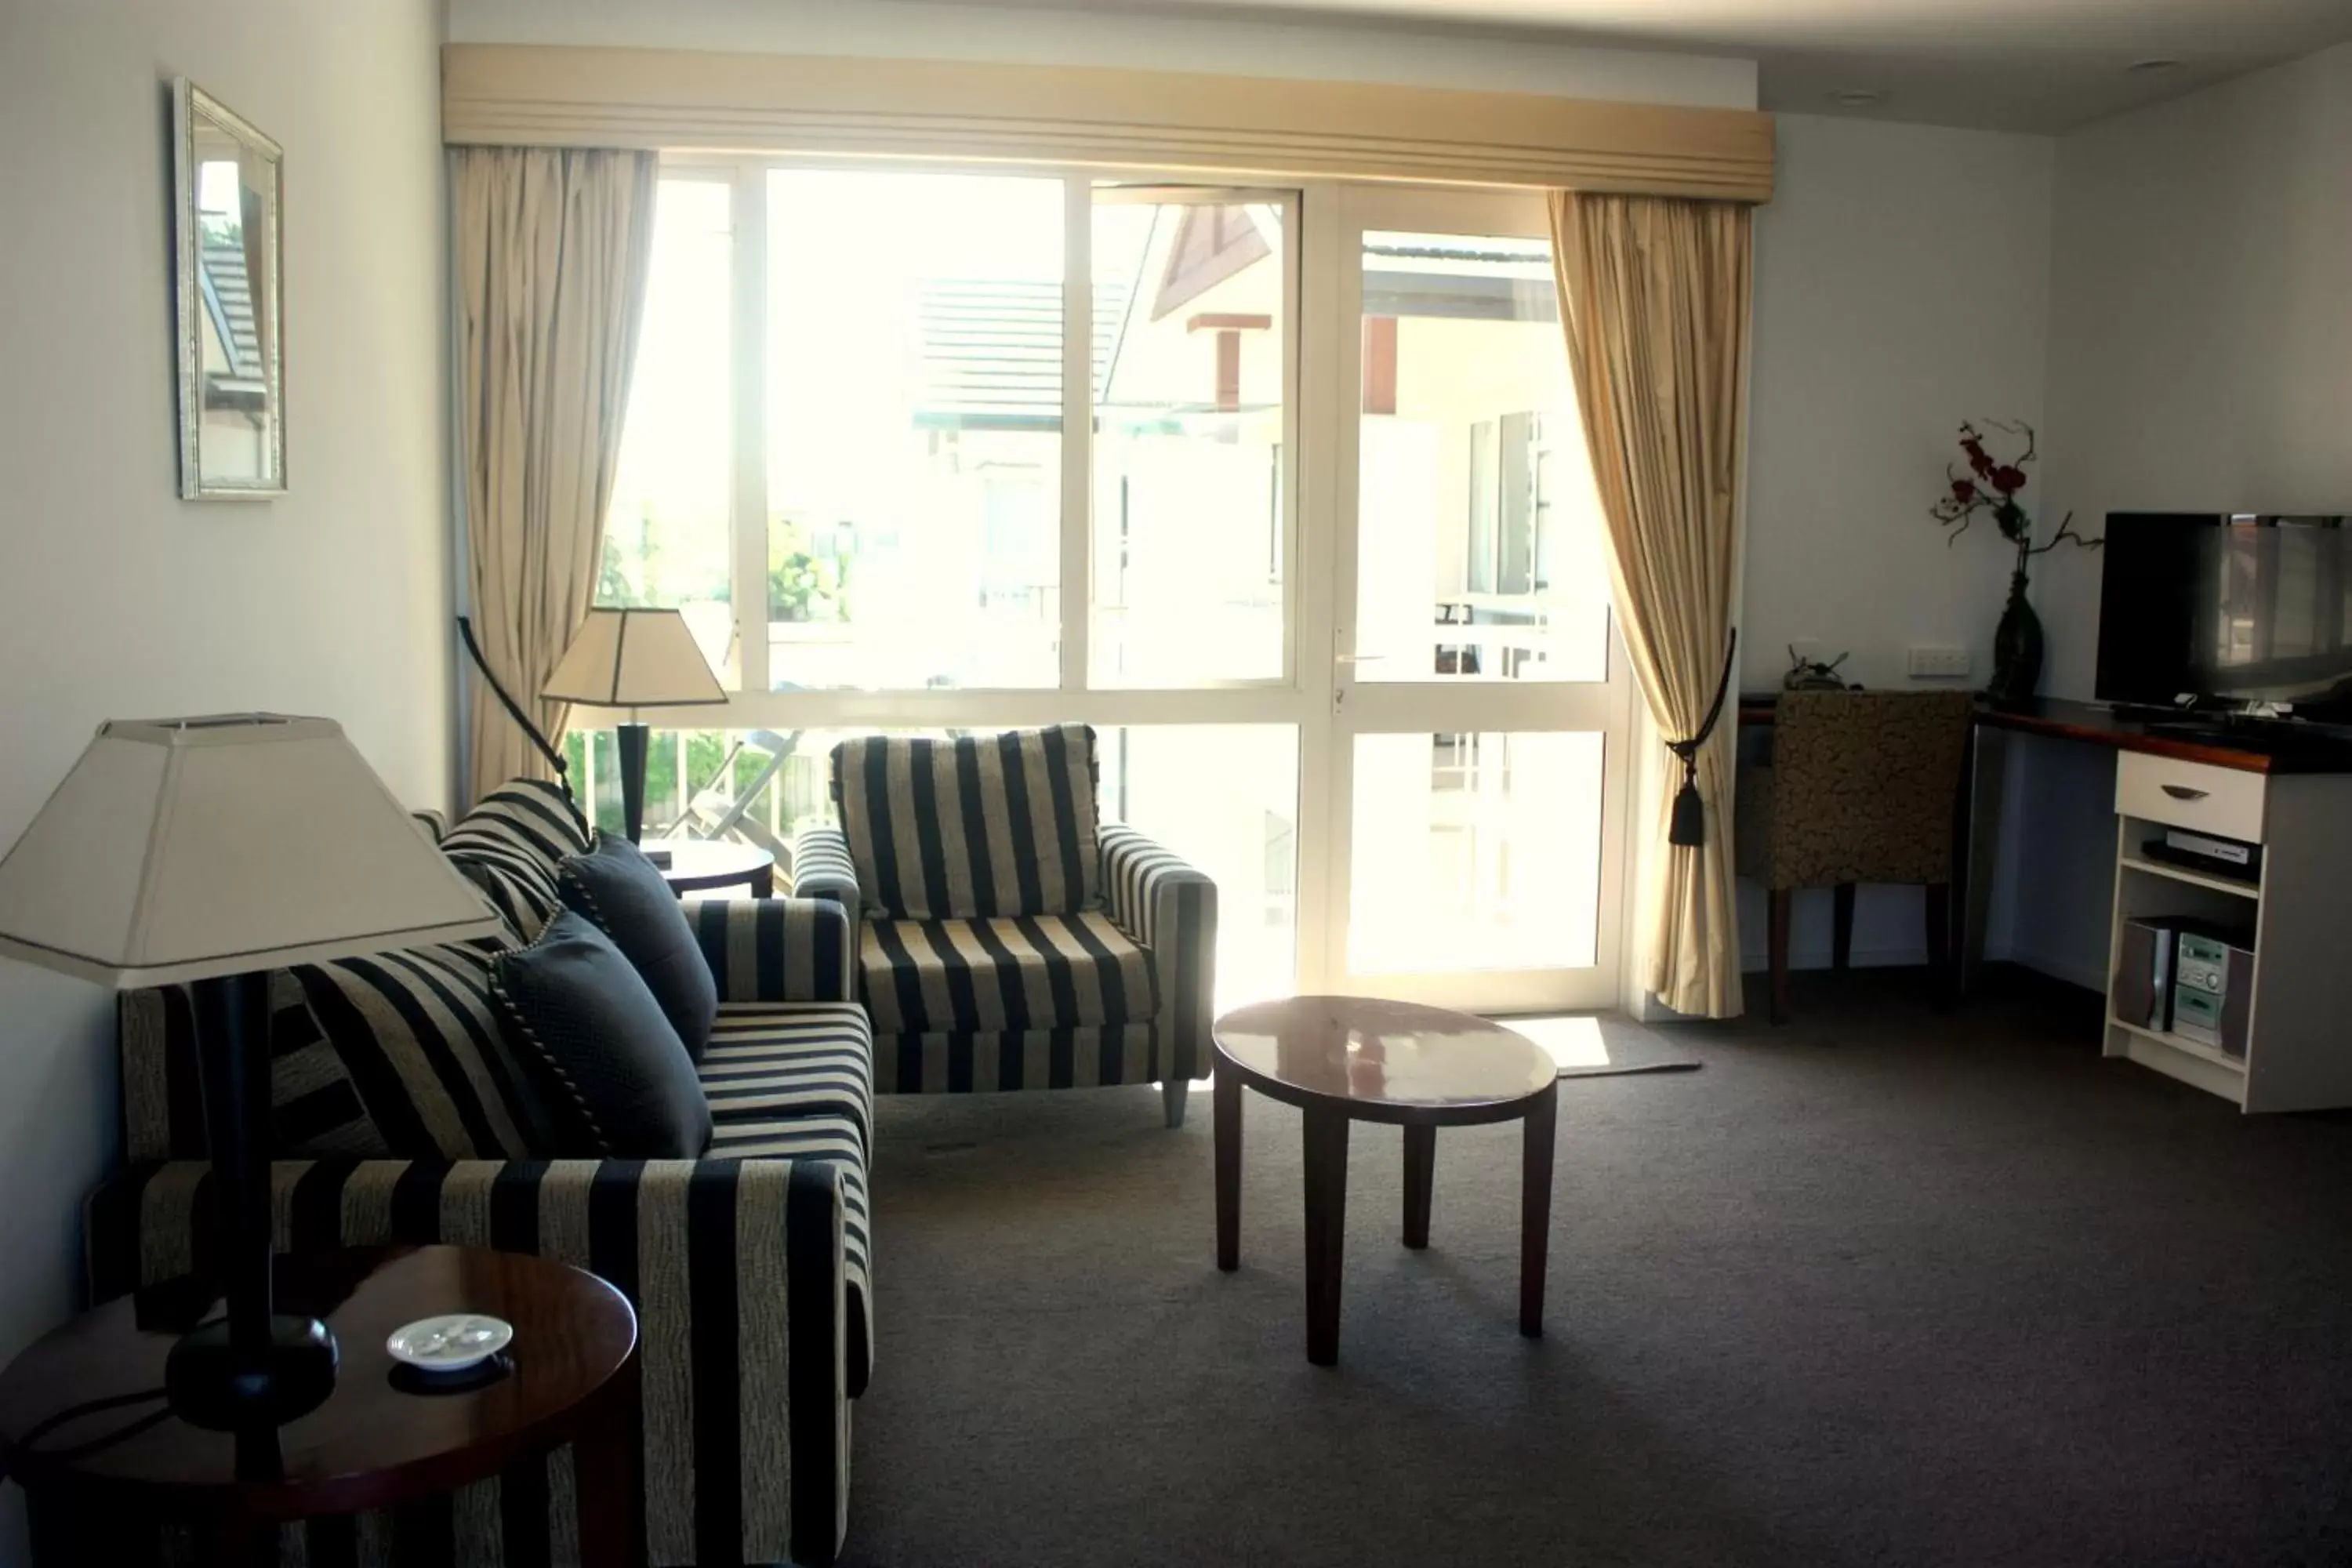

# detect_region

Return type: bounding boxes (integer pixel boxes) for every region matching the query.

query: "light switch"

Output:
[1907,646,1973,680]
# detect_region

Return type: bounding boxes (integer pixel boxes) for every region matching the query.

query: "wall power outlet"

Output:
[1907,646,1973,680]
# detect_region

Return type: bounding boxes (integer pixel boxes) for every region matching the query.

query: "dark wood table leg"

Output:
[576,1364,644,1568]
[1301,1105,1350,1366]
[751,864,774,898]
[1957,720,2006,1000]
[1214,1057,1242,1272]
[1767,887,1794,1025]
[1519,1083,1558,1338]
[201,1510,272,1568]
[1926,879,1954,1011]
[1401,1124,1434,1249]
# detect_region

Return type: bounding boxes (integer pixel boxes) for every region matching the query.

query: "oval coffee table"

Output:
[1214,996,1559,1366]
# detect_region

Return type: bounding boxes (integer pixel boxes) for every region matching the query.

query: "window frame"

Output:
[604,165,1636,1012]
[623,154,1304,730]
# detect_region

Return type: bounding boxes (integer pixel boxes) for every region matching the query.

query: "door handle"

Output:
[2161,783,2209,801]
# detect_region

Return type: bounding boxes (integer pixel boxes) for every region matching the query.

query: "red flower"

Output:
[1951,477,1978,503]
[1961,439,1994,479]
[1990,465,2027,495]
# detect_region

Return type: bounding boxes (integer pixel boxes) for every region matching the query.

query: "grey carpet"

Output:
[840,967,2352,1568]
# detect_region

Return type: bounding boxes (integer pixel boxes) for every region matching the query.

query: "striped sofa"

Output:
[78,781,875,1568]
[793,724,1218,1125]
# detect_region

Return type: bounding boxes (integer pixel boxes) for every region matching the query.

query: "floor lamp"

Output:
[0,716,506,1428]
[543,608,728,843]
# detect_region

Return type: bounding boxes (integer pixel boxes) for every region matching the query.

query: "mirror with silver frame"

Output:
[173,80,283,498]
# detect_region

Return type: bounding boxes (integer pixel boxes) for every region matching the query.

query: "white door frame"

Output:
[1311,183,1633,1013]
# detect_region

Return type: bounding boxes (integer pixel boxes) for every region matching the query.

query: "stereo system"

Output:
[2141,826,2262,884]
[2116,917,2256,1057]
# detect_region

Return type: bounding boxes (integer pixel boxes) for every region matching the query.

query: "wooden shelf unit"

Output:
[2104,753,2352,1112]
[2116,855,2259,901]
[2110,1015,2245,1073]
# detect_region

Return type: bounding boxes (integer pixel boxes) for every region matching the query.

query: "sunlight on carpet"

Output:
[1507,1014,1613,1069]
[1499,1014,1702,1076]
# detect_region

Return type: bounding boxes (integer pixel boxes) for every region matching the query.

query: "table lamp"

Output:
[542,607,728,843]
[0,716,506,1428]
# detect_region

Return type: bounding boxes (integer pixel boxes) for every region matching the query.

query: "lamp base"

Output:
[617,721,649,844]
[165,1316,340,1429]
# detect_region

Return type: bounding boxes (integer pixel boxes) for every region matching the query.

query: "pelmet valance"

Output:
[444,44,1775,201]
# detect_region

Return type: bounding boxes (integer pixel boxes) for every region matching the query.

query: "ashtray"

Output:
[387,1313,514,1374]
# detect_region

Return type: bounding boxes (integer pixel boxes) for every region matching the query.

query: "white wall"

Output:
[1985,40,2352,992]
[0,1,452,1552]
[1728,48,2352,986]
[1739,114,2056,971]
[1746,116,2055,695]
[2040,41,2352,699]
[448,0,1757,107]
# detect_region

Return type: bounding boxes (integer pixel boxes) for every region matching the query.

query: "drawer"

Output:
[2115,752,2267,844]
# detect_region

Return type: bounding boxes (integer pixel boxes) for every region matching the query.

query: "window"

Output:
[601,169,1296,698]
[601,178,735,679]
[565,726,786,844]
[1353,230,1609,684]
[583,173,1632,1015]
[1096,725,1298,1007]
[766,172,1067,691]
[1347,731,1602,975]
[1090,197,1290,686]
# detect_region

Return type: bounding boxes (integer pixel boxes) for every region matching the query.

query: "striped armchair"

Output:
[79,782,874,1568]
[794,724,1218,1126]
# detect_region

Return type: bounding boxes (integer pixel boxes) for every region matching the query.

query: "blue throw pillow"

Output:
[490,910,713,1158]
[557,833,720,1062]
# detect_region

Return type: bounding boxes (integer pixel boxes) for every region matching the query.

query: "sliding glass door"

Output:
[1321,187,1630,1012]
[591,166,1628,1014]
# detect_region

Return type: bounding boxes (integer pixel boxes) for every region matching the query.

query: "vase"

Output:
[1988,566,2043,702]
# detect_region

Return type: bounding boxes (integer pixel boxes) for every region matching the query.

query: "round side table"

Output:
[649,837,776,898]
[1212,996,1560,1366]
[0,1245,641,1566]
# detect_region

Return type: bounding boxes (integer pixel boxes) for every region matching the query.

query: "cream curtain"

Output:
[453,147,659,804]
[1548,191,1752,1018]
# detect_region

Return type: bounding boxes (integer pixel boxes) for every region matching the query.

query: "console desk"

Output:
[1737,696,2352,1112]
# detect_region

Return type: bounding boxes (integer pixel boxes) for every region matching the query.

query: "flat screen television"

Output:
[2096,513,2352,720]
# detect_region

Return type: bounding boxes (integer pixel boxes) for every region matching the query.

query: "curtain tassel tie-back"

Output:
[1666,628,1737,848]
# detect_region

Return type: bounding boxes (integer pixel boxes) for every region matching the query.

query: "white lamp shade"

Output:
[542,608,728,710]
[0,715,507,989]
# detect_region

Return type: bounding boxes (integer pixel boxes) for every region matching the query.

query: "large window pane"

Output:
[1098,725,1298,1009]
[564,727,790,844]
[1091,198,1287,685]
[1348,731,1602,974]
[579,726,999,855]
[601,179,735,681]
[767,172,1064,691]
[1355,231,1610,684]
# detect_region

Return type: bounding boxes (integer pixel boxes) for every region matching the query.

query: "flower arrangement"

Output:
[1926,419,2100,702]
[1928,419,2096,564]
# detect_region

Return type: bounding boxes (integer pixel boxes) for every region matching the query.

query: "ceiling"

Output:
[935,0,2352,132]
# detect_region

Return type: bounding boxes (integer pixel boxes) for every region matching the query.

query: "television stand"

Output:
[2117,705,2352,744]
[2104,746,2352,1111]
[1740,695,2352,1109]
